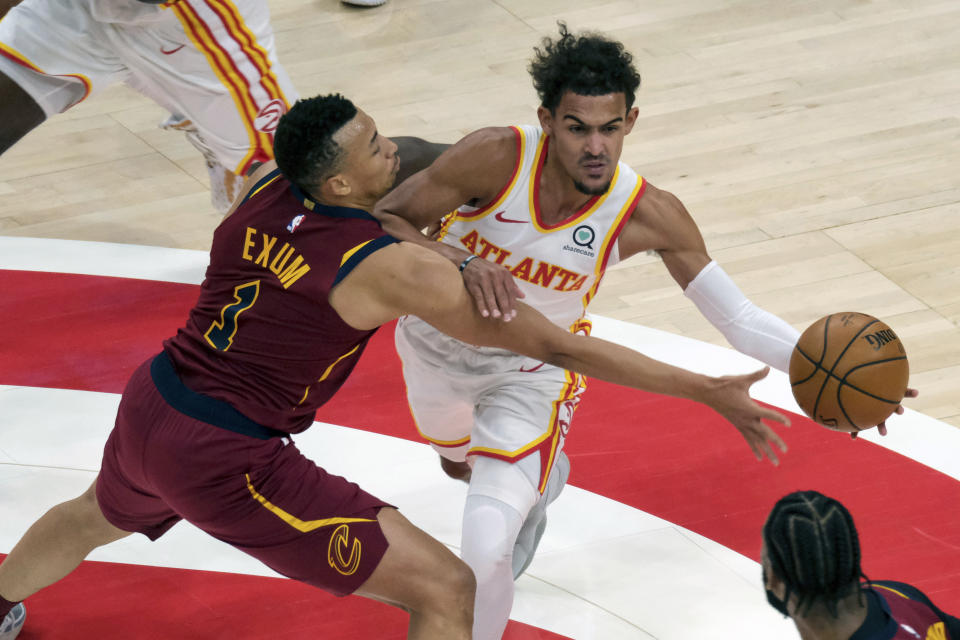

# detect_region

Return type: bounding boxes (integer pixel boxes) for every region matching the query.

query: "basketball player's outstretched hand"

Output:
[461,257,525,321]
[851,387,919,439]
[708,367,790,466]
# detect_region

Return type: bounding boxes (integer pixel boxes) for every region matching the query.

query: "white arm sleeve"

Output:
[683,260,801,373]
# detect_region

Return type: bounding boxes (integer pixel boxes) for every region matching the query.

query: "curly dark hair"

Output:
[528,22,642,113]
[764,491,867,618]
[273,94,358,193]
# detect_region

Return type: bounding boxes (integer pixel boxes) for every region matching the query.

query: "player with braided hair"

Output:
[762,490,960,639]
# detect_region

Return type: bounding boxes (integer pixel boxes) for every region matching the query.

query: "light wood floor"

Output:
[2,0,959,427]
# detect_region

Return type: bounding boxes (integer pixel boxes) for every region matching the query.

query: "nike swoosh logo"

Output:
[161,44,186,55]
[494,211,527,224]
[519,362,545,373]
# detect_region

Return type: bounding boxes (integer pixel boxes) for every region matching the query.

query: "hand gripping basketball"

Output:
[790,312,910,434]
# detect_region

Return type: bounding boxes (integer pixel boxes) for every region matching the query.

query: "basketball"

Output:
[789,312,909,432]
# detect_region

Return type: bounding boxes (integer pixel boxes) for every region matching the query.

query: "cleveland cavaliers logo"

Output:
[254,99,286,134]
[327,524,362,576]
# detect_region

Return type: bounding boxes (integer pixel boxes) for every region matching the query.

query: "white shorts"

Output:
[395,315,585,509]
[0,0,297,174]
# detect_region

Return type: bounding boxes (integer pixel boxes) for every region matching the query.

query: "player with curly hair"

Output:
[372,23,811,639]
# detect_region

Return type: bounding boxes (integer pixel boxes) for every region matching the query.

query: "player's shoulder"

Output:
[446,126,519,164]
[632,181,689,223]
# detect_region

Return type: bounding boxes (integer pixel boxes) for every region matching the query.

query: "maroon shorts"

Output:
[97,353,392,596]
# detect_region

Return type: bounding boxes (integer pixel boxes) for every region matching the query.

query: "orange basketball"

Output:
[789,312,909,432]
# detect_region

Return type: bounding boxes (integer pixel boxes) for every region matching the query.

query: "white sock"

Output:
[461,494,525,640]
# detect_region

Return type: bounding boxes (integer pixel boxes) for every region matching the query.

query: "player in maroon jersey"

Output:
[763,490,960,639]
[0,93,788,639]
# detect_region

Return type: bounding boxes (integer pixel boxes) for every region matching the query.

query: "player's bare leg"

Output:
[0,0,21,21]
[440,456,472,483]
[354,507,474,639]
[0,70,45,155]
[0,478,131,603]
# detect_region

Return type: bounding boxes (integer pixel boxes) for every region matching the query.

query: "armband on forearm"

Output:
[683,261,800,372]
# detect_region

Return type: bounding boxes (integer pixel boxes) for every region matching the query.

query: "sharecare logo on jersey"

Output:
[562,224,597,257]
[286,214,305,233]
[254,99,286,133]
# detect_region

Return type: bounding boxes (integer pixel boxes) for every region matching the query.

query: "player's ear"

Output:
[623,106,639,135]
[324,174,352,197]
[537,106,554,136]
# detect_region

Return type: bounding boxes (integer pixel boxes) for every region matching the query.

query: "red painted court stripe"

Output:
[0,554,566,640]
[1,270,958,614]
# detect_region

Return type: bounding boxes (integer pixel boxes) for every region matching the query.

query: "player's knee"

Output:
[445,558,477,611]
[461,496,522,585]
[414,555,475,622]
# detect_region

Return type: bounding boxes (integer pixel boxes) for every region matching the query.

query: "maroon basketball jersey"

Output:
[860,582,955,640]
[164,168,397,433]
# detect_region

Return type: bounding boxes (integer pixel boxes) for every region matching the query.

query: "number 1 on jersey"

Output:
[204,280,261,351]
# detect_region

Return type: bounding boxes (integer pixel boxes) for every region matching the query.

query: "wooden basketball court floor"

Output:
[1,1,959,638]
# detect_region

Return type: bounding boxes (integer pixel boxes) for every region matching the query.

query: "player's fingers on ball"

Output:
[905,388,919,398]
[878,423,888,436]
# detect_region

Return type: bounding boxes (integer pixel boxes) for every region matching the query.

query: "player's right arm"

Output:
[330,241,790,465]
[374,127,525,320]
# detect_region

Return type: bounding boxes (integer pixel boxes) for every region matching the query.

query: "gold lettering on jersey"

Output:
[242,227,312,289]
[459,230,587,292]
[242,227,257,260]
[255,234,277,267]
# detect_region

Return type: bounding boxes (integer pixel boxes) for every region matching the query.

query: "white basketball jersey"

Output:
[436,125,646,332]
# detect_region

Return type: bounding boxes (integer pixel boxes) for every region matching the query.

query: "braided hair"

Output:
[763,490,867,617]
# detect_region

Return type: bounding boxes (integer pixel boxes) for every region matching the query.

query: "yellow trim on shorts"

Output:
[245,474,374,532]
[467,369,584,462]
[172,2,272,174]
[0,42,93,108]
[207,0,289,109]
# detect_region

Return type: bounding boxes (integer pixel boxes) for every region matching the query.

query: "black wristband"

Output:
[459,255,479,272]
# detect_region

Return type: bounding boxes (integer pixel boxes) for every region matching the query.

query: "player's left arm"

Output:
[618,182,801,373]
[390,137,451,186]
[619,183,916,433]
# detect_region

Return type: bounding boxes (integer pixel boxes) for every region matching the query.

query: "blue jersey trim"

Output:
[333,235,400,287]
[289,184,382,222]
[151,351,286,440]
[238,168,283,208]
